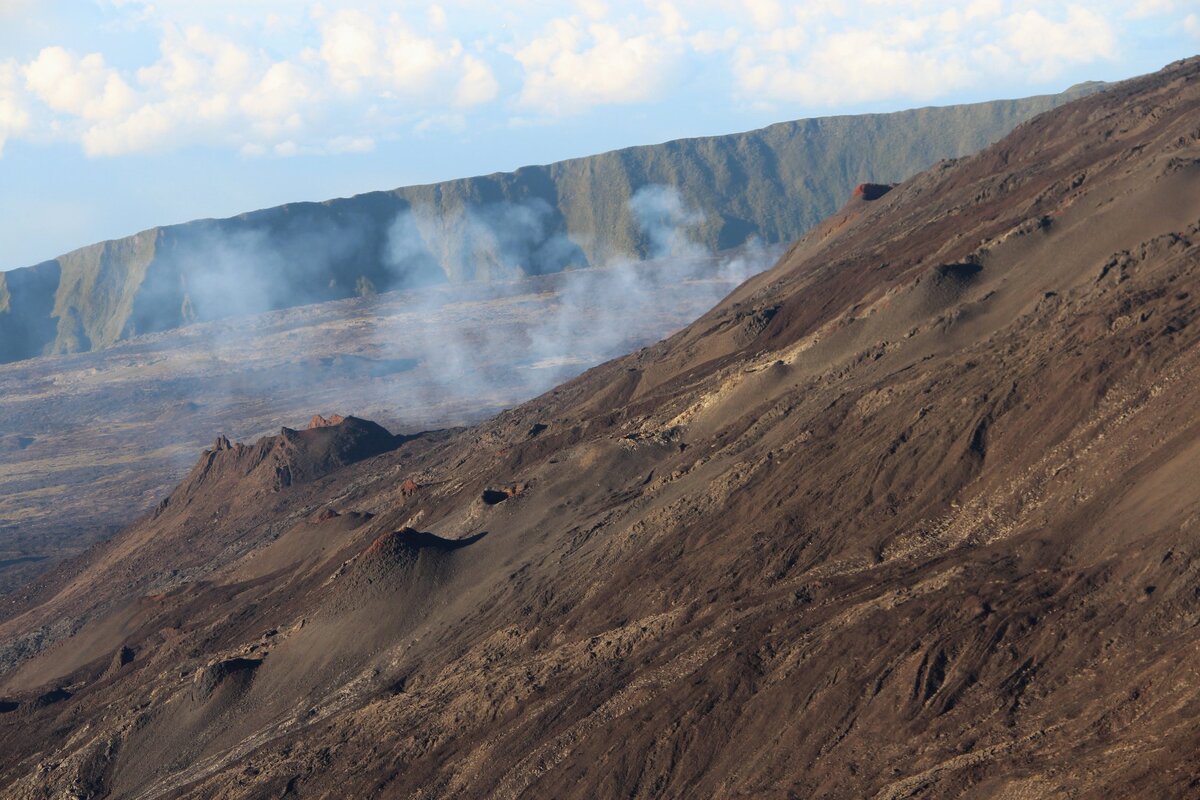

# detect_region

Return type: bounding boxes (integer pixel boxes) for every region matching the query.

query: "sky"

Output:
[1,0,1198,270]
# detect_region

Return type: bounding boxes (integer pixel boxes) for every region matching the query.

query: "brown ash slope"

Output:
[2,58,1200,798]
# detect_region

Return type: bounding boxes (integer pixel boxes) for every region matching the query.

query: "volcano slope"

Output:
[2,58,1200,798]
[0,250,771,594]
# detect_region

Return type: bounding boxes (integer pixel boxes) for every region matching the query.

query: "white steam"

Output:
[628,184,707,259]
[383,197,587,284]
[117,183,779,455]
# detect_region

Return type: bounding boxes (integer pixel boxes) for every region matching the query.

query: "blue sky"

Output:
[1,0,1197,270]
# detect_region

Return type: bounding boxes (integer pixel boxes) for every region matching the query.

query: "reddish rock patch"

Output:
[364,528,486,558]
[365,528,415,556]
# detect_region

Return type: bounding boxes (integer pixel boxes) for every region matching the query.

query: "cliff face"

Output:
[0,87,1098,363]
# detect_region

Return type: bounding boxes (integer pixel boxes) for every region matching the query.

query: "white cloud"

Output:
[576,0,609,20]
[0,1,1185,158]
[413,112,467,135]
[24,47,136,121]
[516,17,678,114]
[316,9,493,107]
[318,9,383,91]
[144,28,255,124]
[68,25,319,156]
[0,61,30,156]
[0,0,36,17]
[744,0,784,29]
[240,61,314,129]
[327,134,375,153]
[1186,13,1200,36]
[7,7,504,158]
[79,25,263,155]
[729,2,1123,108]
[690,27,739,54]
[427,4,448,30]
[455,54,499,107]
[733,25,974,106]
[1128,0,1177,18]
[654,1,688,38]
[1001,6,1118,79]
[81,104,175,156]
[965,0,1003,19]
[382,21,460,91]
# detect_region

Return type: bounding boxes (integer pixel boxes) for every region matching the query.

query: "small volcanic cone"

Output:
[191,657,262,703]
[852,182,894,201]
[104,645,136,678]
[802,181,898,244]
[363,528,486,559]
[308,414,347,430]
[330,528,487,606]
[277,417,399,487]
[481,482,529,506]
[32,688,71,709]
[310,507,341,523]
[158,416,401,517]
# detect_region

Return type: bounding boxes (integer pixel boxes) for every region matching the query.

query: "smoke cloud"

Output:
[628,184,707,259]
[0,183,783,588]
[336,183,778,435]
[54,184,780,475]
[383,197,588,284]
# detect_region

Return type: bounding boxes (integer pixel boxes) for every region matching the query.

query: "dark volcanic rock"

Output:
[32,687,70,708]
[852,182,894,200]
[192,657,262,702]
[167,415,400,507]
[106,645,135,676]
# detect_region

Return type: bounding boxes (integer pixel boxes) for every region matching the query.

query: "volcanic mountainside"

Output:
[2,59,1200,798]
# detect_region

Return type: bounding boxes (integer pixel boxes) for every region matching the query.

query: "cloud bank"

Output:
[0,1,1185,158]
